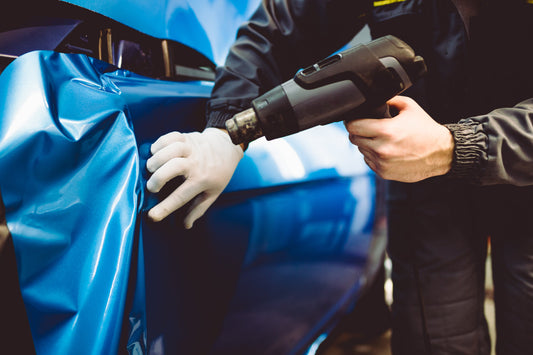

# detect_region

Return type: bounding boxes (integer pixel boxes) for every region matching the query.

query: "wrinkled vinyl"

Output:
[0,52,145,354]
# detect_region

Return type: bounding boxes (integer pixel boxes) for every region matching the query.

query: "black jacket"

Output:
[206,0,533,186]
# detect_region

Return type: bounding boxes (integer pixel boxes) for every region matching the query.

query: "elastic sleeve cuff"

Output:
[205,99,253,129]
[444,120,488,182]
[205,109,237,129]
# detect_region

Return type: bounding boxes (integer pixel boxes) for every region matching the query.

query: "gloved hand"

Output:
[146,127,244,228]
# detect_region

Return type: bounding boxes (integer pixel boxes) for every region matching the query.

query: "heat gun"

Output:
[225,35,427,146]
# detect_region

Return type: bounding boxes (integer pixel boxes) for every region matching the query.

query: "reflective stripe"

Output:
[373,0,406,7]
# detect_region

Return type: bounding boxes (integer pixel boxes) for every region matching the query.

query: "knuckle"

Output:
[195,172,210,186]
[379,123,394,139]
[375,145,393,160]
[155,132,183,148]
[167,131,183,141]
[167,157,183,171]
[183,143,193,156]
[174,141,192,157]
[168,142,182,158]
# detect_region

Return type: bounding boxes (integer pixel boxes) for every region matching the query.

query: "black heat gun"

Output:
[225,35,427,146]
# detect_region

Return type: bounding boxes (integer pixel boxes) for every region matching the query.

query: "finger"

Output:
[150,131,186,154]
[183,193,218,229]
[344,118,386,138]
[363,155,378,174]
[146,141,192,173]
[147,180,203,222]
[348,133,376,150]
[146,157,188,193]
[357,145,378,162]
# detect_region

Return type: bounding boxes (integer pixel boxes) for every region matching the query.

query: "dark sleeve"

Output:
[445,98,533,186]
[206,0,371,128]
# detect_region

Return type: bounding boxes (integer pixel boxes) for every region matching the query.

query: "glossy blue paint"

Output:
[227,121,372,191]
[60,0,261,65]
[208,177,376,354]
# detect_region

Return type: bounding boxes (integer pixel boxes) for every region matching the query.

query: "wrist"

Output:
[203,128,245,161]
[210,127,246,153]
[438,124,455,175]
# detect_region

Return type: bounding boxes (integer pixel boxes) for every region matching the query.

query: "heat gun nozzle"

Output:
[225,108,264,145]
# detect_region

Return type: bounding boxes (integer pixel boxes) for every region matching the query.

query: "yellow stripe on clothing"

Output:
[374,0,406,7]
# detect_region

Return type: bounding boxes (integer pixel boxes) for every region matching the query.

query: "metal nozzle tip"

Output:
[225,108,263,145]
[225,118,238,137]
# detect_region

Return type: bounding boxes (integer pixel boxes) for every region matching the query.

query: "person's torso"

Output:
[368,0,533,123]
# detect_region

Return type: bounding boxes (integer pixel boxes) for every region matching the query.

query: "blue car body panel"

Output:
[0,1,378,354]
[59,0,260,65]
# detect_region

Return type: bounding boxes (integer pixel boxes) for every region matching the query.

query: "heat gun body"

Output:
[225,35,427,145]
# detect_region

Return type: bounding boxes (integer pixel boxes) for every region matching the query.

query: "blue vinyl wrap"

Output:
[0,52,142,354]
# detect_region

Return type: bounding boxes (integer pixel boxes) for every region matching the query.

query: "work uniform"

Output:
[206,0,533,354]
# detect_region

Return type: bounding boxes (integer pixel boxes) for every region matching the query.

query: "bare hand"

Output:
[344,96,454,182]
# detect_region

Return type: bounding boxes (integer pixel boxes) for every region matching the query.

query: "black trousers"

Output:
[387,179,533,355]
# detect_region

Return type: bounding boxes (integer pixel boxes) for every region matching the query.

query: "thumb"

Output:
[387,96,413,114]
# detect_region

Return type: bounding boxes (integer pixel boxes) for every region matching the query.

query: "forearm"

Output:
[206,0,370,128]
[445,98,533,186]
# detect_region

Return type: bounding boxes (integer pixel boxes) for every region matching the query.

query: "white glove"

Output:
[146,127,244,228]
